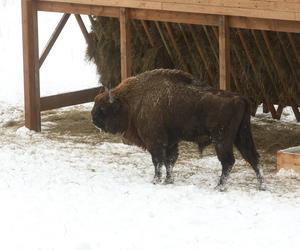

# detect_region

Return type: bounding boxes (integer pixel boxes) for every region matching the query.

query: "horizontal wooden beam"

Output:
[38,0,163,11]
[129,9,219,26]
[37,1,120,17]
[35,0,300,23]
[230,16,300,34]
[40,87,101,111]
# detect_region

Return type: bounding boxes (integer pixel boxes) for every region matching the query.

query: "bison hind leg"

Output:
[234,129,266,190]
[150,147,164,184]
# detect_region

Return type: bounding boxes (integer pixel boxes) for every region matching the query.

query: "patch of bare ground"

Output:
[6,107,300,175]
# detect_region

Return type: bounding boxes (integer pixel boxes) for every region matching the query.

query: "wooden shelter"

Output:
[22,0,300,132]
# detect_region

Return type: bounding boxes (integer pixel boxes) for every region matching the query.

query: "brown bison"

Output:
[91,69,265,191]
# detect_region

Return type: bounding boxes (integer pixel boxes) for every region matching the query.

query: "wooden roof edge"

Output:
[36,1,300,33]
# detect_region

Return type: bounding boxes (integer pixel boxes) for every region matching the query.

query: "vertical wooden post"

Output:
[219,16,230,90]
[120,8,131,80]
[22,0,41,131]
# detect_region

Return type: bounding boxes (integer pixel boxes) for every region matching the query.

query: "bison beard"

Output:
[91,69,266,191]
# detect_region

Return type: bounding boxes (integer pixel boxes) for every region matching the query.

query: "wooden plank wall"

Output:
[38,0,300,22]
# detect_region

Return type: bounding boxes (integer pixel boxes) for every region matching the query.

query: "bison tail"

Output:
[234,98,260,166]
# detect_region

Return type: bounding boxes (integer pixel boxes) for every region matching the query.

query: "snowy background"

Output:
[1,1,300,250]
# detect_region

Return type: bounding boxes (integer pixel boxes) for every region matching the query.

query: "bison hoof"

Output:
[215,184,227,192]
[164,177,174,185]
[152,176,162,185]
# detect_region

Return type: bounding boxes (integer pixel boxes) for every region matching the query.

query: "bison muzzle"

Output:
[91,69,265,191]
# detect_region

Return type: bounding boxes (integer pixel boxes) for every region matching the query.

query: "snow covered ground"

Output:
[1,1,300,250]
[1,105,300,250]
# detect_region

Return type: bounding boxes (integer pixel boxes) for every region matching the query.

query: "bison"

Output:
[91,69,265,191]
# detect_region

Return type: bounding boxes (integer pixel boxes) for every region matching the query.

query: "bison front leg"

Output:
[149,144,178,184]
[214,142,235,191]
[164,144,179,184]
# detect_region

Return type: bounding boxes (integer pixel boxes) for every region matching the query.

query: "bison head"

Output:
[91,89,128,134]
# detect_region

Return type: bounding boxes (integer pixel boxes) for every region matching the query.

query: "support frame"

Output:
[22,0,300,131]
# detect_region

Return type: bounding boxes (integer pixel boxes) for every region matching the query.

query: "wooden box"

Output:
[277,146,300,173]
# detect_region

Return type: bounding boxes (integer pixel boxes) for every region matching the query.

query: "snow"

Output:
[1,109,300,250]
[255,104,299,124]
[1,1,300,250]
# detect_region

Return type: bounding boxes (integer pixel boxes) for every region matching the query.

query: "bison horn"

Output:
[105,87,114,103]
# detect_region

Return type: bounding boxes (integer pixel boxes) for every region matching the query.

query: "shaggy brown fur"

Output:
[92,69,265,190]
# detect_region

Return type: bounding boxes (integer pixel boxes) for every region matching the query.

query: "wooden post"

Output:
[120,8,131,81]
[22,0,41,131]
[219,16,230,90]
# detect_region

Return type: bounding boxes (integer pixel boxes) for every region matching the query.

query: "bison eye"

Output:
[94,107,103,117]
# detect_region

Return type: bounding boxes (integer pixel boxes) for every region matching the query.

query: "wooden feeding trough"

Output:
[22,0,300,132]
[277,146,300,173]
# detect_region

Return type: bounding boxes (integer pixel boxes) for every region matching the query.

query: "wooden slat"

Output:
[22,0,41,132]
[40,87,101,111]
[141,20,155,47]
[188,25,212,81]
[219,16,230,90]
[39,13,70,68]
[120,8,132,80]
[292,105,300,122]
[203,26,218,63]
[277,32,299,89]
[276,104,284,120]
[74,14,89,42]
[155,22,174,62]
[261,30,300,121]
[177,23,200,75]
[165,23,189,72]
[236,29,277,117]
[287,33,300,67]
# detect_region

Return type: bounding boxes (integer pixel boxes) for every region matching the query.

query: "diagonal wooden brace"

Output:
[39,13,70,68]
